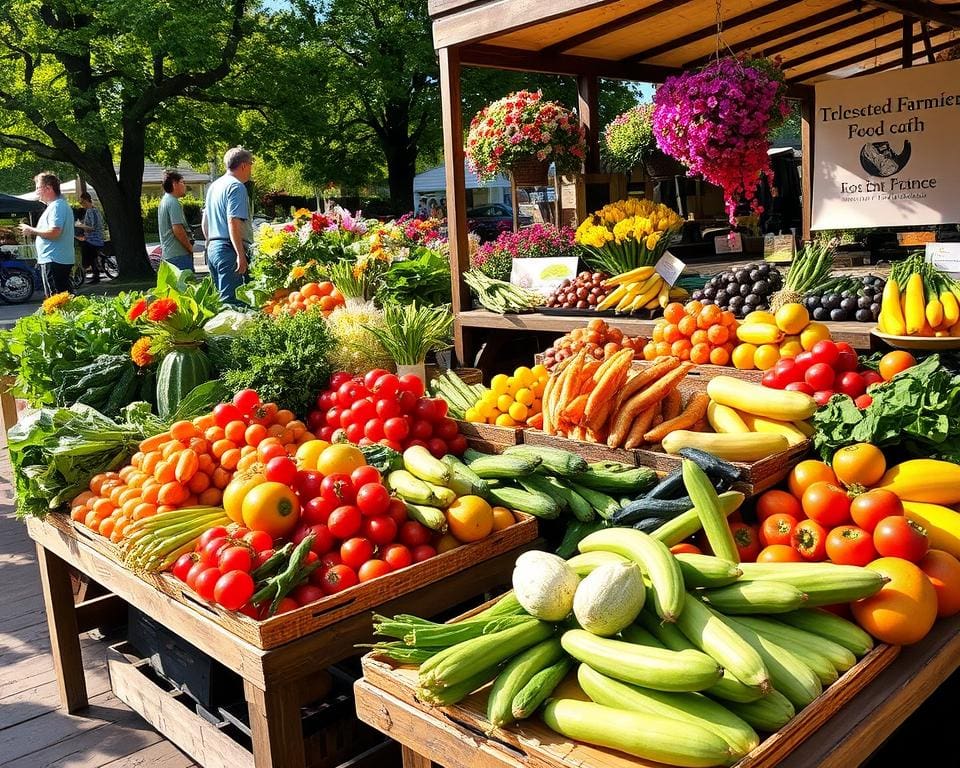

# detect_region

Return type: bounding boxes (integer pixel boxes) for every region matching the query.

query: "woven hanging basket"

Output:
[508,157,550,187]
[644,150,686,179]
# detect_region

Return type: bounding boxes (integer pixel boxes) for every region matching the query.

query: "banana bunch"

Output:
[597,266,688,314]
[878,253,960,337]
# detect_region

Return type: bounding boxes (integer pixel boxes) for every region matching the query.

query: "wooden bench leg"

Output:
[36,543,88,713]
[244,678,306,768]
[401,745,434,768]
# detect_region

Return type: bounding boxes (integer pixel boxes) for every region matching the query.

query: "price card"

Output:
[714,232,743,254]
[654,250,686,286]
[925,243,960,279]
[510,256,579,294]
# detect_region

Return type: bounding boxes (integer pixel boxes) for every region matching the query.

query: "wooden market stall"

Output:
[435,0,960,366]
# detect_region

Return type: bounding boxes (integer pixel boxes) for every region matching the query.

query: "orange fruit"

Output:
[446,495,494,542]
[831,443,886,488]
[315,443,365,476]
[708,346,730,366]
[491,506,516,531]
[918,549,960,617]
[878,350,917,381]
[731,343,757,370]
[677,315,698,337]
[788,460,837,499]
[435,533,461,553]
[241,481,301,538]
[663,302,686,324]
[690,342,711,365]
[851,557,937,645]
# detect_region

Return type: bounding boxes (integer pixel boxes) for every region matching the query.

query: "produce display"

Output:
[464,270,545,313]
[731,304,832,371]
[689,262,782,316]
[460,366,550,428]
[261,281,345,316]
[643,301,738,365]
[804,274,884,323]
[769,241,834,311]
[596,265,688,314]
[541,318,646,370]
[545,271,612,310]
[877,251,960,337]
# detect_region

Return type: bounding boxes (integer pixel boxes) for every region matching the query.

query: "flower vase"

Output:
[509,158,551,187]
[396,361,427,382]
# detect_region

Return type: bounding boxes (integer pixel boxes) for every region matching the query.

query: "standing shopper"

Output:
[19,172,75,296]
[158,170,195,271]
[75,192,106,283]
[202,147,254,304]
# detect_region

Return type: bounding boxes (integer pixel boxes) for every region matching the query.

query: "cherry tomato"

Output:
[810,340,840,367]
[854,394,873,409]
[363,515,398,546]
[214,570,254,610]
[730,522,761,561]
[446,434,468,455]
[757,544,804,563]
[364,418,385,442]
[805,363,835,392]
[358,559,393,582]
[317,391,337,411]
[328,505,363,539]
[386,497,408,527]
[802,482,852,528]
[413,398,437,423]
[813,389,835,407]
[351,465,382,488]
[293,470,325,501]
[271,597,299,615]
[320,473,356,506]
[773,358,804,384]
[232,389,261,415]
[363,369,391,390]
[395,389,418,413]
[427,438,448,459]
[321,551,342,569]
[825,525,877,567]
[784,381,815,395]
[340,537,375,570]
[793,350,815,371]
[411,419,433,441]
[435,418,459,441]
[218,545,252,573]
[302,495,336,526]
[755,489,803,523]
[238,602,260,619]
[761,369,782,389]
[199,526,229,549]
[433,399,449,420]
[850,489,903,533]
[371,373,399,399]
[351,398,377,424]
[381,543,413,570]
[383,417,410,442]
[356,482,391,517]
[172,553,195,582]
[411,544,437,562]
[668,543,702,555]
[302,523,335,554]
[321,563,359,594]
[326,406,343,428]
[759,513,798,547]
[862,370,884,387]
[345,422,365,443]
[291,584,325,607]
[398,374,425,397]
[836,372,866,399]
[264,456,297,485]
[399,520,432,548]
[255,549,275,568]
[375,398,401,420]
[791,519,828,561]
[200,536,230,565]
[194,567,222,601]
[213,403,243,428]
[329,371,353,390]
[873,515,929,562]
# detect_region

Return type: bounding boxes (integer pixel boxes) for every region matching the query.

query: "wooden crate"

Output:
[455,419,525,447]
[357,595,902,768]
[633,358,764,383]
[50,511,537,650]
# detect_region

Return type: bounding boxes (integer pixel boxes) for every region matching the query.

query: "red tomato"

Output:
[413,398,437,423]
[320,473,356,506]
[344,422,363,443]
[317,391,337,411]
[294,470,325,501]
[375,398,401,420]
[328,505,363,539]
[854,394,873,409]
[255,549,275,568]
[351,398,377,424]
[355,482,390,517]
[290,584,325,607]
[341,537,375,570]
[755,489,803,523]
[759,513,798,547]
[411,420,433,441]
[264,456,297,485]
[371,373,399,400]
[398,374,425,397]
[363,369,391,390]
[349,465,379,487]
[232,389,261,415]
[383,417,410,442]
[214,570,254,610]
[358,559,393,582]
[364,418,385,442]
[447,434,468,455]
[200,536,229,565]
[792,519,828,561]
[302,523,335,554]
[199,526,229,548]
[194,567,222,601]
[873,516,929,562]
[427,438,448,459]
[836,372,866,399]
[805,363,835,391]
[669,543,702,555]
[307,410,325,431]
[186,560,208,589]
[321,564,359,594]
[318,426,335,442]
[810,340,840,367]
[386,497,408,527]
[862,370,884,387]
[213,403,243,428]
[382,543,413,569]
[773,358,803,384]
[411,544,437,562]
[784,381,815,395]
[172,553,195,582]
[326,406,343,427]
[435,418,459,441]
[320,551,342,569]
[813,389,835,407]
[218,546,252,573]
[433,399,449,420]
[835,350,859,373]
[271,597,300,615]
[400,520,432,548]
[757,544,803,563]
[802,482,852,527]
[850,489,903,532]
[793,351,815,371]
[761,369,782,389]
[302,495,336,526]
[238,602,260,619]
[329,371,353,390]
[396,390,418,413]
[363,515,398,546]
[730,522,761,561]
[825,525,877,566]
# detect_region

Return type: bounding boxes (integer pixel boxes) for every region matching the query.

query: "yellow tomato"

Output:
[222,470,266,524]
[531,364,549,380]
[464,407,482,423]
[435,533,461,553]
[774,303,810,335]
[731,343,758,370]
[495,413,518,427]
[779,341,803,358]
[754,344,780,371]
[515,387,535,407]
[446,495,494,542]
[496,394,514,412]
[491,506,516,531]
[241,481,301,538]
[315,444,365,476]
[508,401,528,422]
[490,374,510,395]
[295,439,332,470]
[800,322,831,351]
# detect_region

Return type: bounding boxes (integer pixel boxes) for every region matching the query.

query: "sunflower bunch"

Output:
[575,199,682,275]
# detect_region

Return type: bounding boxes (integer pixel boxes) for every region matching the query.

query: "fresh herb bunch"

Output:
[365,304,452,366]
[221,307,334,415]
[377,247,451,307]
[324,302,394,375]
[772,241,835,310]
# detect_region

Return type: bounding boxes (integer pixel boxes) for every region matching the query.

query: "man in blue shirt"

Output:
[202,147,254,304]
[158,170,195,272]
[75,192,106,283]
[19,172,75,296]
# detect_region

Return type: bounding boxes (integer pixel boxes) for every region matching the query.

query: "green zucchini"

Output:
[505,444,587,476]
[468,453,542,479]
[568,482,620,519]
[510,657,572,720]
[488,486,559,519]
[572,466,657,494]
[487,638,565,727]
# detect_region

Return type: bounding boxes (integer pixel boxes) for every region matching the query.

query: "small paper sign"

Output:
[925,242,960,279]
[654,250,686,286]
[764,234,796,263]
[715,232,743,254]
[510,256,579,295]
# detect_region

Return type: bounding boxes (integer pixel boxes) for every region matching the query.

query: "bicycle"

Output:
[73,243,119,288]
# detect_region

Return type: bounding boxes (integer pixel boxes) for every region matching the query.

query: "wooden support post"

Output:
[439,46,471,367]
[799,90,815,242]
[36,544,88,713]
[244,679,307,768]
[401,745,433,768]
[577,74,601,173]
[902,17,914,67]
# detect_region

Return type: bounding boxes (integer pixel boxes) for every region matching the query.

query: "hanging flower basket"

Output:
[508,157,551,187]
[652,55,789,225]
[465,90,586,184]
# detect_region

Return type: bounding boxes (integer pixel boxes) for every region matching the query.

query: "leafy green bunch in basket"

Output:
[364,303,453,366]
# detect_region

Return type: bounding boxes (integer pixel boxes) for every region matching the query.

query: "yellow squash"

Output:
[940,290,959,326]
[904,272,926,335]
[925,296,944,329]
[880,279,907,336]
[736,323,784,345]
[903,501,960,559]
[876,459,960,505]
[707,376,817,422]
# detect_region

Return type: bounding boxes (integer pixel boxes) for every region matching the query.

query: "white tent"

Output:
[413,161,510,213]
[16,179,95,201]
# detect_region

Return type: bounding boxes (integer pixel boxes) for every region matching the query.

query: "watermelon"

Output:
[156,345,213,419]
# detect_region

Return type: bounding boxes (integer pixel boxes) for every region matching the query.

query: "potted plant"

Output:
[469,224,579,281]
[652,55,789,226]
[602,105,684,179]
[365,303,452,381]
[466,90,587,187]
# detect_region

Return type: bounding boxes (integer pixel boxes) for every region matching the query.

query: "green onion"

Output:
[363,303,452,366]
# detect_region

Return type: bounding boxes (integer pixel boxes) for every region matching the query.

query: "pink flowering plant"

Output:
[602,105,656,173]
[466,90,587,182]
[470,224,578,281]
[652,56,788,225]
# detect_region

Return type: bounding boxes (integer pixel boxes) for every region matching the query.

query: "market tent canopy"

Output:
[0,193,45,215]
[15,179,96,201]
[414,161,510,195]
[429,0,960,84]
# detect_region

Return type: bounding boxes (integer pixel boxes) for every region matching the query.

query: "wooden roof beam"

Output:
[862,0,960,27]
[459,43,680,81]
[785,20,907,71]
[852,36,960,75]
[541,0,696,55]
[623,0,807,64]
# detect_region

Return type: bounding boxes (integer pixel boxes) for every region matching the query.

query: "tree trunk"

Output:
[383,141,416,215]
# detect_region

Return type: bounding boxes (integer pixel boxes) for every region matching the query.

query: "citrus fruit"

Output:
[775,303,810,335]
[295,439,332,470]
[800,322,831,351]
[918,549,960,617]
[878,350,917,381]
[315,444,365,476]
[754,344,780,371]
[731,343,758,370]
[831,443,886,488]
[850,557,937,645]
[743,310,776,325]
[446,495,494,542]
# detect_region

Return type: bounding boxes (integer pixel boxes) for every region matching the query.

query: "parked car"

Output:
[467,204,533,242]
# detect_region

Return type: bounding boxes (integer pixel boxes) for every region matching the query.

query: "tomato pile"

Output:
[306,370,467,457]
[262,281,345,316]
[644,301,738,366]
[759,343,915,409]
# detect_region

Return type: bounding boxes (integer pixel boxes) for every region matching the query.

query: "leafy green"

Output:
[221,308,335,415]
[813,354,960,462]
[364,303,452,365]
[377,247,451,307]
[9,404,161,519]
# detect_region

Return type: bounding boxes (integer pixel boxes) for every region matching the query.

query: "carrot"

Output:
[643,392,710,443]
[557,349,586,416]
[584,350,634,429]
[585,426,608,444]
[563,393,589,423]
[578,360,603,393]
[690,415,708,432]
[139,432,171,453]
[623,405,657,449]
[607,363,693,447]
[541,375,556,434]
[614,357,681,412]
[662,388,683,422]
[527,412,544,429]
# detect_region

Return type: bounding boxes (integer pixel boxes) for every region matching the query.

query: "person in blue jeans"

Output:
[158,170,196,272]
[75,192,106,283]
[19,172,75,296]
[202,147,254,304]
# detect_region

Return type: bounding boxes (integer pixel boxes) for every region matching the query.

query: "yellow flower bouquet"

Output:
[575,198,682,275]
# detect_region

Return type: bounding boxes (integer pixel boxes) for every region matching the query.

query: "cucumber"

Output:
[677,447,743,483]
[487,638,565,727]
[611,496,693,525]
[568,482,620,519]
[572,466,657,494]
[555,520,608,559]
[723,689,795,732]
[632,516,668,533]
[652,490,745,546]
[683,459,740,563]
[700,580,807,614]
[468,453,542,479]
[675,553,743,589]
[736,562,887,607]
[505,444,587,476]
[517,475,569,512]
[778,608,875,656]
[488,486,559,519]
[441,455,490,499]
[510,657,572,720]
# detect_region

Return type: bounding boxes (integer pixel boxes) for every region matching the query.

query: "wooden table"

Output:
[353,614,960,768]
[26,515,534,768]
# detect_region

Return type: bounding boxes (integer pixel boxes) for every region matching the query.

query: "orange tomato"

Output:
[755,489,803,522]
[491,506,516,531]
[831,443,886,488]
[851,557,937,645]
[241,481,301,538]
[918,549,960,617]
[878,350,916,381]
[315,444,365,476]
[756,544,803,563]
[788,459,837,500]
[199,487,223,506]
[222,470,265,523]
[446,495,494,542]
